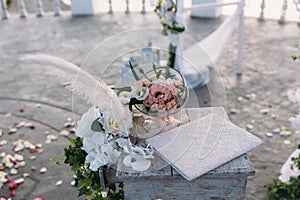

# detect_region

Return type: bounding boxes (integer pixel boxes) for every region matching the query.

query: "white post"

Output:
[108,0,113,14]
[278,0,288,24]
[17,0,27,18]
[295,0,300,26]
[174,0,184,70]
[141,0,145,14]
[237,6,244,75]
[35,0,44,17]
[258,0,265,21]
[53,0,60,16]
[125,0,129,14]
[0,0,9,20]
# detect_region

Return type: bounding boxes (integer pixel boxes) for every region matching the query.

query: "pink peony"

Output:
[144,83,178,112]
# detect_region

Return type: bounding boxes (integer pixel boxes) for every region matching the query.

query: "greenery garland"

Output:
[64,137,124,200]
[264,145,300,200]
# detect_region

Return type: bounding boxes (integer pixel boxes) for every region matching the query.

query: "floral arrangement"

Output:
[265,56,300,200]
[62,63,188,199]
[128,64,187,117]
[154,0,185,68]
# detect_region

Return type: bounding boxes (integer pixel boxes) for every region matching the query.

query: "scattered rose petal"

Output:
[280,131,292,137]
[59,130,69,137]
[14,178,24,184]
[29,156,36,160]
[23,173,30,178]
[44,140,51,144]
[15,161,26,168]
[31,166,37,171]
[260,108,269,115]
[36,103,42,108]
[283,140,291,145]
[70,180,76,186]
[237,96,243,102]
[273,128,280,134]
[33,197,43,200]
[69,128,76,134]
[271,114,277,119]
[46,135,58,141]
[29,148,37,153]
[14,154,24,161]
[0,140,7,146]
[280,126,287,131]
[9,169,18,175]
[55,180,63,186]
[8,128,17,135]
[246,124,254,130]
[230,108,237,114]
[0,130,3,137]
[9,183,18,189]
[5,113,12,118]
[265,132,273,138]
[64,122,75,128]
[40,167,47,174]
[19,109,24,113]
[0,166,4,171]
[9,190,16,196]
[6,176,12,182]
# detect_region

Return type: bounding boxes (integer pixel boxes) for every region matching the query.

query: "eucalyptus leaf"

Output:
[130,61,140,81]
[91,119,103,132]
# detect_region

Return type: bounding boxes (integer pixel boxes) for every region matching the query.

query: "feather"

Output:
[20,54,133,152]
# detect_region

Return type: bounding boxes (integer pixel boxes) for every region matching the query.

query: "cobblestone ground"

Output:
[0,11,299,199]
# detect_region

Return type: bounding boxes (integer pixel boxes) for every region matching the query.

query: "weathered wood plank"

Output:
[124,176,247,200]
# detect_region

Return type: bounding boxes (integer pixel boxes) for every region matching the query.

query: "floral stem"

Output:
[167,43,176,69]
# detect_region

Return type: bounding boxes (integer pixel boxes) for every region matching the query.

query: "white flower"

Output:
[76,106,100,138]
[289,114,300,130]
[131,86,149,101]
[287,88,300,105]
[85,142,122,171]
[119,91,131,104]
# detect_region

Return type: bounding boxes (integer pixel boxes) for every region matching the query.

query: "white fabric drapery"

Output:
[175,0,245,88]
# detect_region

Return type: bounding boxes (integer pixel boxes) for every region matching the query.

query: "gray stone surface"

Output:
[0,10,299,199]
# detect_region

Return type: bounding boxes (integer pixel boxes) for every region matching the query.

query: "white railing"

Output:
[0,0,148,19]
[1,0,300,24]
[258,0,300,24]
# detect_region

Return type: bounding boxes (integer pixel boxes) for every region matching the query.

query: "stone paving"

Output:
[0,10,299,200]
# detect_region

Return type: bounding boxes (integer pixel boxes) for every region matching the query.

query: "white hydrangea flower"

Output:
[76,106,100,138]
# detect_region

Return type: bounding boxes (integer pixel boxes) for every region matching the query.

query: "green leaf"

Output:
[156,70,162,79]
[291,55,297,60]
[130,61,140,81]
[69,138,76,144]
[91,119,103,132]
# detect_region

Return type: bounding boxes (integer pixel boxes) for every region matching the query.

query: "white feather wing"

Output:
[20,54,126,130]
